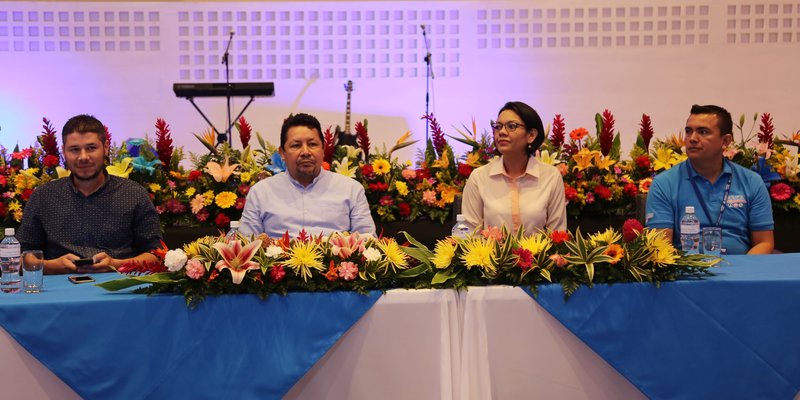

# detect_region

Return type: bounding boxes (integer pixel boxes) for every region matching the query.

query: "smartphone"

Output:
[74,258,94,267]
[69,275,95,284]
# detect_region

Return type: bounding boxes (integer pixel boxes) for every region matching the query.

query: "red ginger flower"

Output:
[550,114,566,150]
[758,112,775,150]
[639,114,654,151]
[39,117,60,158]
[599,109,615,156]
[117,261,168,275]
[422,113,447,158]
[323,126,336,164]
[355,120,370,160]
[104,125,112,150]
[237,116,253,148]
[155,118,174,172]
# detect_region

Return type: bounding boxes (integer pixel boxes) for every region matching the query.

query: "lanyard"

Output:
[688,162,732,228]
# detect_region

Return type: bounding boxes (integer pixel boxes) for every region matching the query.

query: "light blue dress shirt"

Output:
[239,169,376,238]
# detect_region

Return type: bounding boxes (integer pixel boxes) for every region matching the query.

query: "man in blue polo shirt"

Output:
[646,104,774,254]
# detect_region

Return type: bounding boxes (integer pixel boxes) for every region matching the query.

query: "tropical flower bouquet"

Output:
[97,218,717,306]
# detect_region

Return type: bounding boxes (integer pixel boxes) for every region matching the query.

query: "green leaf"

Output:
[96,278,148,291]
[397,264,430,278]
[432,270,458,284]
[595,113,603,136]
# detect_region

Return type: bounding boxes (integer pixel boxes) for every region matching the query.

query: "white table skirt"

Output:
[1,287,643,399]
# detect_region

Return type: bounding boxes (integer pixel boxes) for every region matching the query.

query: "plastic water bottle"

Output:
[451,214,471,239]
[226,221,240,242]
[680,206,700,254]
[0,228,22,293]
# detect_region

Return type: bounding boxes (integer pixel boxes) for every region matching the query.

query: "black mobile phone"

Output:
[74,258,94,267]
[69,275,95,284]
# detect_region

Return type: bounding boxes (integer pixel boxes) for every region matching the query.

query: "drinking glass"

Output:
[22,250,44,293]
[701,227,722,258]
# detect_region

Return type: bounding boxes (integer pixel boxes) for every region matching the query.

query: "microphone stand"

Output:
[221,31,234,146]
[421,24,434,144]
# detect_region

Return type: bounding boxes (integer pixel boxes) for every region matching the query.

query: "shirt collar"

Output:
[685,158,732,181]
[69,171,111,197]
[286,169,326,189]
[489,155,540,178]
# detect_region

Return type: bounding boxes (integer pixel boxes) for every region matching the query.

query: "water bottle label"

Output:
[0,245,20,257]
[680,224,699,235]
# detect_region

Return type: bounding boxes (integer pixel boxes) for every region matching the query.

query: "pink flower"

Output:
[212,239,263,284]
[269,265,286,283]
[329,232,367,259]
[379,195,394,206]
[401,169,417,180]
[755,142,773,159]
[337,261,358,281]
[723,146,741,160]
[167,180,176,190]
[190,195,206,214]
[550,253,568,268]
[155,205,166,214]
[185,258,206,280]
[585,192,595,204]
[196,208,210,222]
[422,190,438,205]
[480,225,503,240]
[770,183,794,201]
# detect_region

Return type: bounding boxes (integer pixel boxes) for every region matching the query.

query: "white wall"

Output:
[1,0,798,161]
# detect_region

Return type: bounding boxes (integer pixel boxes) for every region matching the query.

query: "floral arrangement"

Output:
[97,218,717,306]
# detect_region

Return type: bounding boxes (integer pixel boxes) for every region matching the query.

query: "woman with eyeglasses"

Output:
[460,101,567,235]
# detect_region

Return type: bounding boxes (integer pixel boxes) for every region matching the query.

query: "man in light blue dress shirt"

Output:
[239,113,376,238]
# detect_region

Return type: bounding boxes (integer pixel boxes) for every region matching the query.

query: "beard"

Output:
[70,163,104,182]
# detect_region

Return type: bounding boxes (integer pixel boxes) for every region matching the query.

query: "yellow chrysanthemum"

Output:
[517,234,551,257]
[376,238,409,271]
[240,171,252,183]
[460,237,496,273]
[645,230,678,266]
[794,193,800,207]
[395,181,409,196]
[185,187,196,197]
[8,200,21,212]
[214,191,237,209]
[148,183,161,193]
[589,228,622,246]
[284,241,324,281]
[372,158,391,176]
[431,239,457,269]
[203,190,215,206]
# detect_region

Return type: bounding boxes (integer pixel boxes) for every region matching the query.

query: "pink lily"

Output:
[212,239,263,284]
[329,232,367,259]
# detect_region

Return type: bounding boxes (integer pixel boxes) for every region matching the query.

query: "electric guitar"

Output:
[334,80,359,147]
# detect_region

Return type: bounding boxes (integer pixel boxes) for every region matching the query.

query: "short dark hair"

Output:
[498,101,545,156]
[61,114,106,145]
[280,113,324,149]
[690,104,733,135]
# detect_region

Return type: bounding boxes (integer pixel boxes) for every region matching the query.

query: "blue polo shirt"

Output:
[646,159,773,255]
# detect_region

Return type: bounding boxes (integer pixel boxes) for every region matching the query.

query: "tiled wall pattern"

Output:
[2,3,800,80]
[0,10,161,52]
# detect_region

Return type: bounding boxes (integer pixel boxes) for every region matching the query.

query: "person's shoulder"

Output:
[324,170,363,189]
[652,161,685,182]
[729,160,763,182]
[29,177,69,197]
[535,159,562,177]
[469,157,499,179]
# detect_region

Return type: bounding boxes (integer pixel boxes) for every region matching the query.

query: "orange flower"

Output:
[322,161,331,171]
[639,177,653,194]
[325,260,338,281]
[604,244,624,264]
[569,128,589,141]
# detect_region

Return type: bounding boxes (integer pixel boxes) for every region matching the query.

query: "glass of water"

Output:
[701,227,722,258]
[22,250,44,293]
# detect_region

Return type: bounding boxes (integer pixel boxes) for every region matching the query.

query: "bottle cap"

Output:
[456,214,465,222]
[229,221,240,228]
[4,228,14,236]
[685,206,695,214]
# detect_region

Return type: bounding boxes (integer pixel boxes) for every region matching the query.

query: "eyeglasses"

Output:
[490,121,525,133]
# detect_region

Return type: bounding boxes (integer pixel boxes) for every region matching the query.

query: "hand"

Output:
[48,254,81,274]
[82,252,115,273]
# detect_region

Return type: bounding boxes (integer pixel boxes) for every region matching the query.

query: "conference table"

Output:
[1,254,798,399]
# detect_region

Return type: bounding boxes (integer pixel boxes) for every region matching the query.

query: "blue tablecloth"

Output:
[529,254,800,400]
[0,274,381,399]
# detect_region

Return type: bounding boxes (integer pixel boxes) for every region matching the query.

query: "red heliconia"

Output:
[237,116,253,148]
[758,112,775,150]
[550,114,566,150]
[355,120,370,160]
[422,113,447,158]
[639,114,654,151]
[599,109,615,156]
[323,126,336,164]
[155,118,174,171]
[39,117,60,158]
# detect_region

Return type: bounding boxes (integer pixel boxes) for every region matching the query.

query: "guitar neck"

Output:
[344,92,352,134]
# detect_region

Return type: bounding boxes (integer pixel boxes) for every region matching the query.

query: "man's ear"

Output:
[722,133,733,148]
